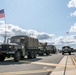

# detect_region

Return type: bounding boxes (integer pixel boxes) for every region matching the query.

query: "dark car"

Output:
[62,46,71,55]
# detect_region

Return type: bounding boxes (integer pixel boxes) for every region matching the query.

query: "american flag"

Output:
[66,32,69,34]
[0,9,5,18]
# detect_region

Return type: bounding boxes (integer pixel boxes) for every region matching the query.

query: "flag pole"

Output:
[4,10,7,43]
[0,9,6,43]
[4,18,6,43]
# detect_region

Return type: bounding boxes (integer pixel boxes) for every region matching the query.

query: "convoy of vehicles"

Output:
[0,35,57,62]
[0,35,74,62]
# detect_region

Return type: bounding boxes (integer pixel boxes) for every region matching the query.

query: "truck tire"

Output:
[0,55,5,61]
[69,52,71,55]
[62,52,64,55]
[38,51,44,56]
[46,51,50,55]
[20,56,25,60]
[27,54,33,59]
[33,52,37,58]
[27,51,34,59]
[14,51,21,62]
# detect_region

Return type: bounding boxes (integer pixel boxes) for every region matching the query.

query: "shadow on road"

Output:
[38,54,52,57]
[62,53,75,56]
[0,58,42,65]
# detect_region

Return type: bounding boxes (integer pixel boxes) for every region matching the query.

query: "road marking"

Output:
[5,57,75,68]
[65,55,76,75]
[50,55,76,75]
[72,56,76,66]
[20,61,74,68]
[31,61,65,67]
[0,69,53,75]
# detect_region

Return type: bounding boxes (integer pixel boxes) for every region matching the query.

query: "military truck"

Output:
[62,46,71,55]
[47,45,57,54]
[38,42,51,56]
[0,35,39,62]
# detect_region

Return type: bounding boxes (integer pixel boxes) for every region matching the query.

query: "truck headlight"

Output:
[22,46,24,49]
[9,46,11,48]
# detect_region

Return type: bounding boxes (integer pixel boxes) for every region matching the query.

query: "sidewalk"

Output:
[50,56,76,75]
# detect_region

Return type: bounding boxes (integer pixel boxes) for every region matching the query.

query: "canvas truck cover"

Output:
[11,35,39,49]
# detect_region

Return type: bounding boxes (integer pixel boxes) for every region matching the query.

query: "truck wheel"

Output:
[14,51,21,62]
[27,54,33,59]
[33,52,37,58]
[62,52,64,55]
[27,52,34,59]
[39,51,44,56]
[21,56,25,60]
[69,52,71,55]
[0,55,5,61]
[46,51,50,55]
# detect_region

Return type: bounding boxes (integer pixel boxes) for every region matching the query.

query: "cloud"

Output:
[1,21,76,48]
[70,11,76,16]
[0,21,55,41]
[0,21,5,25]
[68,0,76,8]
[70,23,76,32]
[52,35,76,48]
[37,33,55,40]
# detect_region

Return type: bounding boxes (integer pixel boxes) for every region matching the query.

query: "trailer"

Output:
[0,35,39,62]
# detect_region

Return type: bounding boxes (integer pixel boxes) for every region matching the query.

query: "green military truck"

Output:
[46,45,57,54]
[38,42,51,56]
[62,46,71,55]
[0,35,39,62]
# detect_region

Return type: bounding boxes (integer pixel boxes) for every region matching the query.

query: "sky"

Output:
[0,0,76,48]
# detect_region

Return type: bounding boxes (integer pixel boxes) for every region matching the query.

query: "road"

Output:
[0,53,76,75]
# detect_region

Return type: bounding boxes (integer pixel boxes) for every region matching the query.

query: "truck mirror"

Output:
[7,38,11,43]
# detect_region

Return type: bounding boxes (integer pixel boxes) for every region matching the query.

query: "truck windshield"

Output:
[11,38,20,44]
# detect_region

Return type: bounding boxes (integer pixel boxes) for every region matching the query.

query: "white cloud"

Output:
[68,0,76,8]
[0,21,5,25]
[70,11,76,16]
[70,23,76,32]
[53,35,76,48]
[0,21,55,41]
[1,21,76,48]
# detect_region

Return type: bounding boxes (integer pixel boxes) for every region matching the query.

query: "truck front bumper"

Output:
[0,51,15,55]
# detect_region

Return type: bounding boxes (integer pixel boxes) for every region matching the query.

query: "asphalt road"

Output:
[0,53,64,75]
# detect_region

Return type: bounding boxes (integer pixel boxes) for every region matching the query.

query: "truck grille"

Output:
[1,45,9,51]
